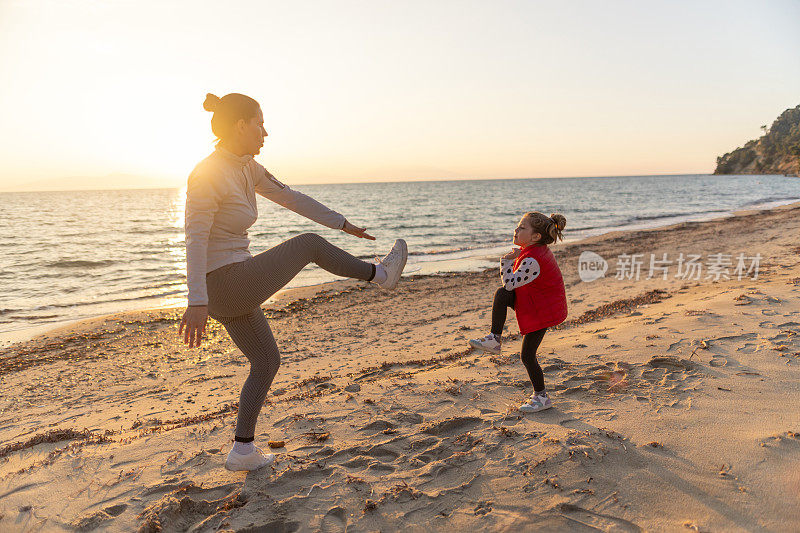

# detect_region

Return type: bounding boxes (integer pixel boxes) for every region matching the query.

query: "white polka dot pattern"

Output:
[500,257,540,290]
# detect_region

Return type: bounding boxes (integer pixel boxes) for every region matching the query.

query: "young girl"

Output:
[469,212,568,412]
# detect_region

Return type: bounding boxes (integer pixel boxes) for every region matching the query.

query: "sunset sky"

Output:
[1,0,798,191]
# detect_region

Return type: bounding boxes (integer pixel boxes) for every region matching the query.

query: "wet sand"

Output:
[1,202,799,531]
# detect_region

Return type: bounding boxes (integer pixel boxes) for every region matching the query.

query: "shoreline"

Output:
[3,175,798,346]
[3,198,798,350]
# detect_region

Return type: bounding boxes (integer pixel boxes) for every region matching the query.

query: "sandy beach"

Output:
[1,201,799,532]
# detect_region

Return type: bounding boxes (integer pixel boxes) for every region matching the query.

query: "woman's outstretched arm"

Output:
[253,165,374,240]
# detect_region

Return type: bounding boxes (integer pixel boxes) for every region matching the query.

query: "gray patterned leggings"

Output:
[205,232,374,440]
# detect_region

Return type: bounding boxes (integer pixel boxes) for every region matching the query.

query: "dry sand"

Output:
[1,202,800,532]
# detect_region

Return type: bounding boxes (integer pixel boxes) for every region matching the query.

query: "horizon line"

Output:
[0,171,738,193]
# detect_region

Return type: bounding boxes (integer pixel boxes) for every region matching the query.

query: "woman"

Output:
[179,92,407,471]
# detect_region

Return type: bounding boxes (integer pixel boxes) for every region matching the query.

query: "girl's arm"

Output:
[500,257,541,290]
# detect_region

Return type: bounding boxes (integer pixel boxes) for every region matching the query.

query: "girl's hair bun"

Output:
[203,93,221,112]
[524,211,566,245]
[550,213,566,232]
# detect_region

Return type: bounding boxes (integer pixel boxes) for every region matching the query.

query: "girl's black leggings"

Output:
[491,287,547,393]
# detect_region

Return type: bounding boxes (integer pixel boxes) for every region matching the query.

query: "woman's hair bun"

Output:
[203,93,221,112]
[550,213,566,231]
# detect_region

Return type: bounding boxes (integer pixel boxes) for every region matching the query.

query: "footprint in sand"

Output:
[135,482,249,532]
[558,503,642,532]
[420,416,483,436]
[559,418,595,431]
[769,330,797,343]
[320,506,347,533]
[71,509,116,531]
[709,354,728,367]
[418,452,477,479]
[103,504,127,517]
[391,411,424,425]
[666,339,691,353]
[340,456,372,468]
[359,419,396,433]
[366,461,396,473]
[412,440,454,465]
[759,431,800,450]
[473,500,493,516]
[364,443,402,461]
[549,356,701,407]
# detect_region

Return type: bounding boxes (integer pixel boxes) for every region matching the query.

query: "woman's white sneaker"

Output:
[519,392,552,413]
[469,334,501,354]
[377,239,408,290]
[224,446,275,471]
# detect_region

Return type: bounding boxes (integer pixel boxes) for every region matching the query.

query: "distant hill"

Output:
[715,104,800,176]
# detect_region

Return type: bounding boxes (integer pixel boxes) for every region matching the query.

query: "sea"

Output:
[1,174,798,345]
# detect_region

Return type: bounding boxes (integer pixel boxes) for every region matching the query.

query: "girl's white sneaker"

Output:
[519,392,552,413]
[469,334,501,354]
[224,446,275,471]
[377,239,408,290]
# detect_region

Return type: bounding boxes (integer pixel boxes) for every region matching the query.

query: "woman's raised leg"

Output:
[215,233,373,317]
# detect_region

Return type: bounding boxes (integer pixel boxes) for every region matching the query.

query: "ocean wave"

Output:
[100,278,182,296]
[126,227,171,235]
[739,195,800,208]
[392,224,441,231]
[568,225,605,232]
[47,259,117,269]
[8,314,61,321]
[568,207,604,214]
[407,243,508,258]
[28,271,103,280]
[6,289,188,315]
[624,212,692,223]
[402,232,441,238]
[132,249,180,256]
[128,289,185,301]
[618,209,730,226]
